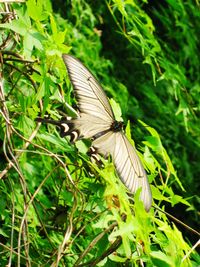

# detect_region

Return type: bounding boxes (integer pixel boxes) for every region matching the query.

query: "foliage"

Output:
[0,0,199,266]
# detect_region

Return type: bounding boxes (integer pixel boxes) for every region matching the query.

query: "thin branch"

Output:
[0,242,38,265]
[78,236,122,267]
[181,239,200,263]
[73,220,119,267]
[17,168,59,266]
[154,205,200,237]
[4,62,37,90]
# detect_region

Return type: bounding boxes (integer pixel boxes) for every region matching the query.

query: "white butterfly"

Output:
[38,55,152,212]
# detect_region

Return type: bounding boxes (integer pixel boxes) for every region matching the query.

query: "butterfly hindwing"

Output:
[36,117,79,142]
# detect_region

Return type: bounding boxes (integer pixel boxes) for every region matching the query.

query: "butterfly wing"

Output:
[93,132,152,211]
[38,54,152,211]
[72,113,114,139]
[62,54,114,123]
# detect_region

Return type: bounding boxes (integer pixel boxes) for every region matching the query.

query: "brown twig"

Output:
[154,205,200,237]
[73,220,119,267]
[4,62,37,90]
[78,236,122,267]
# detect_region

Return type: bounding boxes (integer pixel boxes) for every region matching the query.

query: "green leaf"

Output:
[37,133,74,152]
[139,120,184,191]
[150,251,173,267]
[110,98,122,121]
[151,185,170,202]
[26,0,51,21]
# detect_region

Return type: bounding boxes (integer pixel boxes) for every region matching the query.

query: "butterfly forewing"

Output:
[114,134,152,211]
[62,55,114,122]
[92,131,152,211]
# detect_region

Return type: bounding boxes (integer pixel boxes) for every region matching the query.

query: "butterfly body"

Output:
[37,54,152,212]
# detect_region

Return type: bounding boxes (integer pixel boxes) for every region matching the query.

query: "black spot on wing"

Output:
[87,146,103,167]
[70,131,79,143]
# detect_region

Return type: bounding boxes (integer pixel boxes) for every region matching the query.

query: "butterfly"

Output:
[37,54,152,212]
